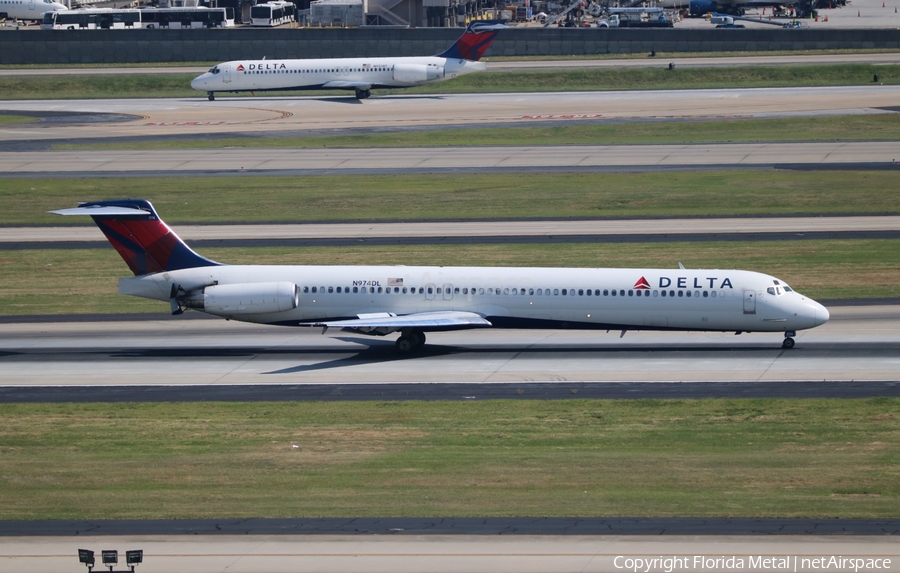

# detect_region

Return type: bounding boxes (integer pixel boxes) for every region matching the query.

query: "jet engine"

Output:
[392,63,444,83]
[182,282,299,315]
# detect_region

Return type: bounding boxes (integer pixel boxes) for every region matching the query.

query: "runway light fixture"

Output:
[78,549,95,571]
[102,550,118,570]
[78,548,144,572]
[126,550,144,570]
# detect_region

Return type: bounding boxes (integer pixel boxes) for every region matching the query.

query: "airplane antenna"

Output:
[678,262,685,269]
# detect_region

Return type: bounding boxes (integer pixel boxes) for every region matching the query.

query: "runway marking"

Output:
[522,114,604,119]
[145,121,226,126]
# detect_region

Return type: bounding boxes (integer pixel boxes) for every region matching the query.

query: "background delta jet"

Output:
[1,0,66,22]
[190,19,506,101]
[53,200,829,352]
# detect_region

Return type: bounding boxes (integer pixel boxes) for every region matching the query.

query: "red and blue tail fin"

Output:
[437,19,507,61]
[51,199,220,276]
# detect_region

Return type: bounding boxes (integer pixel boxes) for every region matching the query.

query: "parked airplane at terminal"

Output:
[53,200,829,352]
[190,19,507,101]
[0,0,66,22]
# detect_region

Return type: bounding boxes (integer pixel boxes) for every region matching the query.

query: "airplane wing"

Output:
[321,80,373,89]
[313,311,491,332]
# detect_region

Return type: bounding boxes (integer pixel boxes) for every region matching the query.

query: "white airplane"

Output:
[190,19,506,101]
[52,200,830,352]
[0,0,66,22]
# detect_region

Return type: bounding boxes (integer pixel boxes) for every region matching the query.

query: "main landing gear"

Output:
[354,88,371,100]
[395,329,426,353]
[207,92,215,101]
[782,331,796,349]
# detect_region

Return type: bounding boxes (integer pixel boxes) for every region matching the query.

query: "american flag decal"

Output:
[388,278,404,286]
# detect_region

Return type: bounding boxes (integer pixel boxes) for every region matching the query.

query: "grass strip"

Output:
[2,239,897,315]
[1,399,897,520]
[0,64,896,100]
[4,171,900,225]
[51,114,900,150]
[0,114,39,125]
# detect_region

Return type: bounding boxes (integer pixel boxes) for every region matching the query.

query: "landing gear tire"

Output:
[355,89,371,100]
[207,92,215,101]
[395,329,426,353]
[782,337,795,349]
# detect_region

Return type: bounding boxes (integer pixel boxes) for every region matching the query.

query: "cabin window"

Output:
[661,291,666,297]
[303,286,309,293]
[552,289,558,295]
[455,287,460,294]
[703,291,708,297]
[678,291,684,297]
[628,290,633,296]
[653,290,658,297]
[328,286,334,293]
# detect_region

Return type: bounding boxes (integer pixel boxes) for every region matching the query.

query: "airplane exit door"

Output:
[743,290,756,314]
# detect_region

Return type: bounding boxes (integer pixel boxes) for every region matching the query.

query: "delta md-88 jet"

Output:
[53,200,830,352]
[190,19,506,101]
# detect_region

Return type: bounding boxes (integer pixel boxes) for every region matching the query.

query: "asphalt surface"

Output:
[3,517,899,536]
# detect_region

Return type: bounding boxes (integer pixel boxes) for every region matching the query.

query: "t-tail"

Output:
[437,19,507,61]
[50,199,220,276]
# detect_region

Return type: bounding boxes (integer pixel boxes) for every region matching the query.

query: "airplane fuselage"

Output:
[120,265,828,334]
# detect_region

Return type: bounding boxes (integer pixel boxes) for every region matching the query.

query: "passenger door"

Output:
[743,290,756,314]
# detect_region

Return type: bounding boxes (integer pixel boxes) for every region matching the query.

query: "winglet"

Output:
[51,199,220,276]
[437,19,507,61]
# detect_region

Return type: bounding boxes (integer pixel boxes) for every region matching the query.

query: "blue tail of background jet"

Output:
[438,19,507,61]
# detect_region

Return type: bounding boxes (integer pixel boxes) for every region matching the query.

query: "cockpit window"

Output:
[783,286,793,292]
[767,287,776,295]
[208,66,219,74]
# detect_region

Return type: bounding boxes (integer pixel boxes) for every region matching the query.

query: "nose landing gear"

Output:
[782,331,796,349]
[207,92,215,101]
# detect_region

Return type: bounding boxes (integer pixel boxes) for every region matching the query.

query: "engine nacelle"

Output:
[184,282,299,315]
[393,63,444,83]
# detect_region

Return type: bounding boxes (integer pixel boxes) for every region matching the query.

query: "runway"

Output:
[4,216,900,247]
[1,85,899,146]
[0,305,897,388]
[4,141,900,177]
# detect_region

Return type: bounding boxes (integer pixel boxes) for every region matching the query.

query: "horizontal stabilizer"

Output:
[50,206,150,217]
[314,310,491,329]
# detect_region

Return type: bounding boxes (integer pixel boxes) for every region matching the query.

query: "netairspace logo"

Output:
[613,556,893,573]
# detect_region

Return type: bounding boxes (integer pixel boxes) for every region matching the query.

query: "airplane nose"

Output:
[190,76,204,90]
[815,303,830,326]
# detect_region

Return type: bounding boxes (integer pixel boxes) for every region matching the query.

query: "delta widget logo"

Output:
[633,276,651,290]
